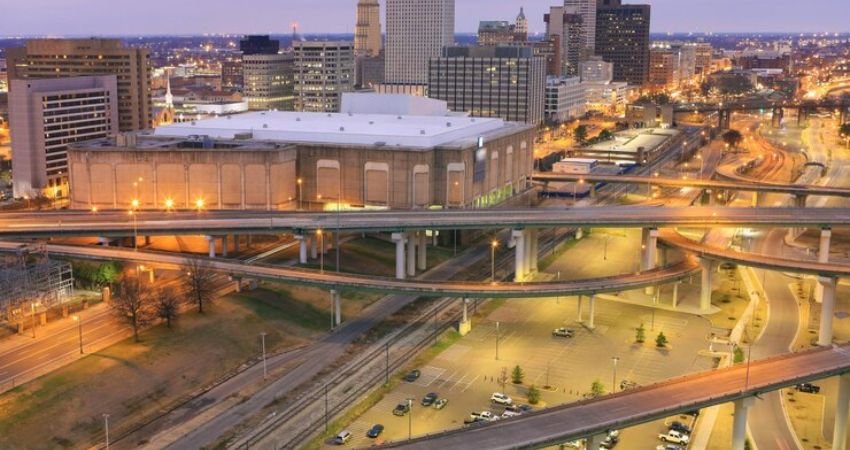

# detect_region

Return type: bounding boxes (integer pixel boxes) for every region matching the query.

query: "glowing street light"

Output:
[317,229,324,273]
[490,240,499,282]
[297,178,303,210]
[164,198,175,211]
[195,198,205,211]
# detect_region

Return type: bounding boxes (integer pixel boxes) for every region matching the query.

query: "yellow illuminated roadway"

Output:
[0,242,699,299]
[3,207,850,238]
[532,173,842,197]
[382,343,850,449]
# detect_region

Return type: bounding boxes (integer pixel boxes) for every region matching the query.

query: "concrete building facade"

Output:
[385,0,455,86]
[294,41,354,113]
[6,39,151,131]
[10,76,119,199]
[545,76,586,123]
[428,46,547,125]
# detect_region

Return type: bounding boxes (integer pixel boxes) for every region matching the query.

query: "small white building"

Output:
[544,76,586,123]
[553,158,598,175]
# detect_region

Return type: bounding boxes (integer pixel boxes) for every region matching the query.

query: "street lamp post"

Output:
[260,332,268,380]
[73,315,83,354]
[490,240,498,282]
[297,178,303,210]
[317,230,324,274]
[611,356,620,393]
[103,414,110,449]
[407,399,414,440]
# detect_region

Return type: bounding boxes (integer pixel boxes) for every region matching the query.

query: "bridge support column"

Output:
[234,235,240,253]
[641,228,658,295]
[833,373,850,450]
[818,276,837,346]
[527,229,539,275]
[392,233,407,280]
[144,236,151,246]
[512,229,527,282]
[332,289,342,327]
[816,228,833,304]
[296,235,307,264]
[406,232,416,277]
[672,282,680,308]
[576,295,584,323]
[700,258,714,313]
[794,194,808,208]
[221,236,229,258]
[459,298,472,336]
[310,235,318,260]
[750,191,763,208]
[588,433,606,450]
[417,232,427,271]
[205,236,216,258]
[587,295,596,330]
[732,397,755,450]
[97,237,110,246]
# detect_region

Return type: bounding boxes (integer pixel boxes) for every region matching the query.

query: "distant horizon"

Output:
[2,0,848,37]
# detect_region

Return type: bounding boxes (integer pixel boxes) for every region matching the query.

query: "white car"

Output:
[501,409,521,419]
[491,392,513,405]
[659,430,690,445]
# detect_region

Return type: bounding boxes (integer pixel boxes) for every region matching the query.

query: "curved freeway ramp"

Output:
[380,343,850,449]
[0,242,698,299]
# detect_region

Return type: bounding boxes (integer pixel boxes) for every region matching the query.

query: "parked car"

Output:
[392,399,412,416]
[491,392,513,405]
[669,421,692,434]
[333,430,352,445]
[504,404,532,413]
[501,409,521,419]
[421,392,439,406]
[366,424,384,438]
[658,430,690,445]
[403,369,421,382]
[465,410,497,423]
[619,380,639,390]
[433,398,448,410]
[796,383,821,394]
[552,327,575,338]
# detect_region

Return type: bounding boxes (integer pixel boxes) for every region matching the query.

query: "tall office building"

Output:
[649,43,678,88]
[693,42,714,75]
[595,0,651,86]
[545,7,583,77]
[428,46,546,125]
[7,39,151,131]
[515,8,529,41]
[294,41,354,113]
[9,76,118,198]
[240,36,294,110]
[478,21,518,46]
[240,35,280,55]
[221,58,244,89]
[563,0,596,58]
[385,0,455,86]
[355,0,382,57]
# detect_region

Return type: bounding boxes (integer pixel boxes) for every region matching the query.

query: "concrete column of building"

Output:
[512,229,526,282]
[334,290,342,327]
[576,295,584,323]
[406,231,417,277]
[205,235,216,259]
[391,232,407,280]
[700,258,714,313]
[731,397,755,450]
[417,232,427,271]
[819,276,837,346]
[296,235,308,264]
[833,373,850,450]
[588,295,596,330]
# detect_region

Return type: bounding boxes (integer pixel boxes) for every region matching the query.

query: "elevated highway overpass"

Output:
[381,343,850,450]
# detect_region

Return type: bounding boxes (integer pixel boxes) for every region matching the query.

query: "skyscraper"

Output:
[595,0,651,86]
[241,36,294,110]
[515,7,529,41]
[355,0,382,57]
[294,41,354,113]
[563,0,596,58]
[7,39,151,131]
[385,0,455,86]
[545,7,583,77]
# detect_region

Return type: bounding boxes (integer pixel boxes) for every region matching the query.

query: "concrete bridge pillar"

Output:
[794,194,808,208]
[296,235,308,264]
[459,298,472,336]
[587,433,606,449]
[833,373,850,450]
[205,235,216,259]
[700,258,715,313]
[332,289,342,328]
[750,191,763,208]
[818,276,837,346]
[392,232,407,280]
[642,228,658,295]
[672,282,680,308]
[512,229,527,282]
[587,295,596,330]
[417,232,427,271]
[221,236,229,258]
[576,295,584,323]
[527,229,539,275]
[816,228,833,304]
[234,235,240,253]
[406,232,416,277]
[732,397,755,450]
[97,237,110,246]
[310,234,318,260]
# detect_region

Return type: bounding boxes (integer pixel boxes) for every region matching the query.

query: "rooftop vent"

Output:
[226,116,232,120]
[191,121,196,126]
[296,117,301,121]
[339,126,345,131]
[446,122,452,127]
[397,116,403,120]
[375,141,387,147]
[369,121,374,125]
[420,129,426,135]
[262,123,268,129]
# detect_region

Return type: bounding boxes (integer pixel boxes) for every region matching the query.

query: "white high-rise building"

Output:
[385,0,455,86]
[563,0,596,58]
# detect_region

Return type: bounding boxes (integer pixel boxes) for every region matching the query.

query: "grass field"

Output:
[0,283,358,450]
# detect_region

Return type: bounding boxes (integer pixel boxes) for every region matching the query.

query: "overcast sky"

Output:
[2,0,847,36]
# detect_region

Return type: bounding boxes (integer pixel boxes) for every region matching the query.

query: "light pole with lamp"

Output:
[103,414,110,449]
[73,315,83,354]
[490,240,498,282]
[317,229,324,273]
[407,398,415,440]
[130,199,139,251]
[611,356,620,393]
[296,178,303,210]
[495,321,500,360]
[260,332,268,380]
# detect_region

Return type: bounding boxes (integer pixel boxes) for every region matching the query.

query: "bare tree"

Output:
[112,276,155,342]
[185,259,217,313]
[155,286,182,329]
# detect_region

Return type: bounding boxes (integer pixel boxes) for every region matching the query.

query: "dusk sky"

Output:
[2,0,847,36]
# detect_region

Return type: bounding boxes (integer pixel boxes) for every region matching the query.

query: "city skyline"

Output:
[2,0,848,37]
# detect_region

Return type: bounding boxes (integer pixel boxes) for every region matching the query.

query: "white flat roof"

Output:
[154,111,514,149]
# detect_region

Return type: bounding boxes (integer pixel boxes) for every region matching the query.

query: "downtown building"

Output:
[428,46,547,125]
[354,0,385,88]
[240,36,295,111]
[9,76,118,198]
[545,7,584,77]
[384,0,455,90]
[595,0,651,86]
[294,41,355,113]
